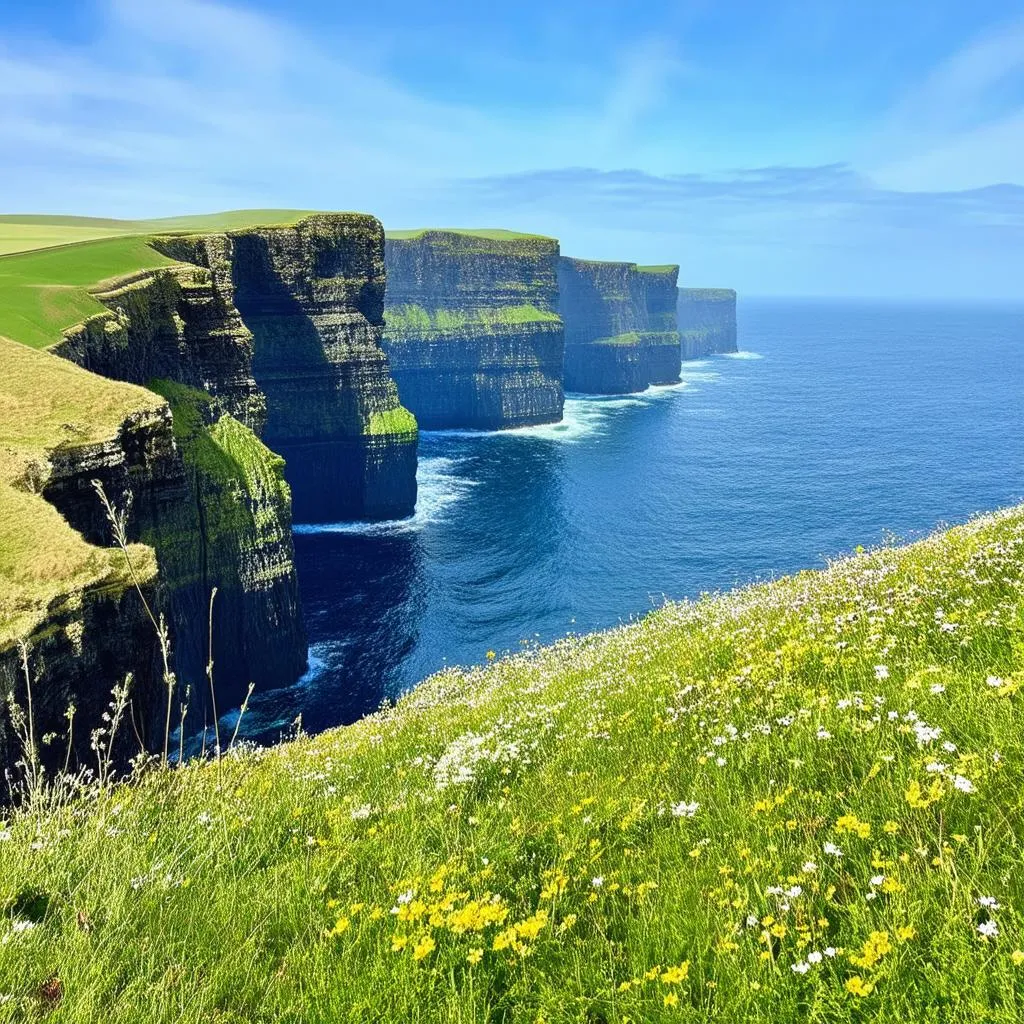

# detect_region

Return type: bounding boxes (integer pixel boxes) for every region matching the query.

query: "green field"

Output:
[0,237,179,349]
[1,506,1023,1021]
[0,211,322,257]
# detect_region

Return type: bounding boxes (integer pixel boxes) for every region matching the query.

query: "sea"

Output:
[235,298,1024,742]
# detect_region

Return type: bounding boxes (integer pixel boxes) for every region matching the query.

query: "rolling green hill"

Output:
[0,211,322,257]
[0,507,1022,1021]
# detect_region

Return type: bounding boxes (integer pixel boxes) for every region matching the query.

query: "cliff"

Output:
[54,264,306,708]
[0,339,165,772]
[558,257,681,394]
[637,265,682,385]
[158,216,417,521]
[677,287,738,358]
[382,230,564,430]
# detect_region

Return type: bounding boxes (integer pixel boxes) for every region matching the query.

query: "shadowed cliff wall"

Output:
[677,288,738,358]
[382,231,564,430]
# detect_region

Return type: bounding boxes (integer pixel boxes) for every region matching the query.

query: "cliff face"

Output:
[637,266,682,385]
[677,288,738,358]
[557,258,681,394]
[162,217,417,522]
[0,340,166,773]
[54,265,307,708]
[382,231,564,430]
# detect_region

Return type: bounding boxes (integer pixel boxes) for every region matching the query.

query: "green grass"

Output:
[384,303,562,338]
[636,265,679,275]
[0,212,327,257]
[366,405,418,438]
[0,237,179,349]
[2,506,1024,1021]
[594,332,644,346]
[0,338,161,645]
[386,227,556,242]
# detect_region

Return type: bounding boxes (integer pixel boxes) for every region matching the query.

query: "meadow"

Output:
[1,503,1022,1022]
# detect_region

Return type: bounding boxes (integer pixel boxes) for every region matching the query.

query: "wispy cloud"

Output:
[866,17,1024,190]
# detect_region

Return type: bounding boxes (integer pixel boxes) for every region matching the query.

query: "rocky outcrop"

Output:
[382,230,564,430]
[558,258,681,394]
[637,266,682,385]
[0,340,166,774]
[54,265,307,708]
[677,288,738,358]
[159,217,417,522]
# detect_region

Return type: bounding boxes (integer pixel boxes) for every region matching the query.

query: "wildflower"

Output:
[791,961,810,974]
[413,935,436,960]
[467,948,483,965]
[390,935,409,952]
[883,820,900,833]
[978,920,999,939]
[661,962,691,985]
[350,805,373,821]
[930,683,946,695]
[823,947,838,958]
[802,862,818,873]
[896,925,916,941]
[486,650,496,660]
[978,896,1001,909]
[875,665,890,680]
[329,916,351,937]
[591,876,604,888]
[953,775,976,794]
[823,842,843,858]
[663,993,679,1007]
[807,951,823,964]
[671,801,700,818]
[987,676,1003,688]
[870,875,885,887]
[849,931,891,968]
[816,728,832,740]
[1012,950,1024,966]
[846,976,874,997]
[0,830,11,842]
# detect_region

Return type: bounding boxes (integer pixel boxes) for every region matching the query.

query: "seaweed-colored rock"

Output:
[54,265,307,708]
[677,288,738,358]
[382,230,564,430]
[558,258,681,394]
[160,217,417,522]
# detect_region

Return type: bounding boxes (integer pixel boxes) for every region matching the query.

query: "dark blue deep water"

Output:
[240,299,1024,741]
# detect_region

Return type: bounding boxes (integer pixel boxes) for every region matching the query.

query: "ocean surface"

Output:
[239,299,1024,742]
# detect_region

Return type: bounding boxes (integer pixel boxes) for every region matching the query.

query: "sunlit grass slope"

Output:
[0,338,160,645]
[0,237,179,349]
[2,508,1024,1022]
[0,212,322,256]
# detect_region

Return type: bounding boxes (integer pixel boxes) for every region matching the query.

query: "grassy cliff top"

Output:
[1,505,1022,1020]
[0,236,180,349]
[384,303,562,338]
[386,227,557,242]
[679,287,737,302]
[636,264,680,274]
[0,211,333,256]
[0,339,161,646]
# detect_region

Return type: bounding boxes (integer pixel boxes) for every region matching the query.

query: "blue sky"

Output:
[2,0,1023,298]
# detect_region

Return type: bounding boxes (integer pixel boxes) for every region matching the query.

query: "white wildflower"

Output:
[953,775,976,794]
[591,876,604,888]
[791,961,810,974]
[875,665,890,680]
[978,896,1001,909]
[671,801,700,819]
[823,842,843,858]
[978,920,999,938]
[807,951,823,964]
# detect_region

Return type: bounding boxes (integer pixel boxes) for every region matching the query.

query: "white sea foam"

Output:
[723,350,763,360]
[293,456,477,536]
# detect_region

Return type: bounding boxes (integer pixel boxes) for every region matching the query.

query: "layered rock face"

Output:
[558,258,681,394]
[677,288,738,358]
[382,231,564,430]
[214,217,416,522]
[637,266,682,385]
[54,265,307,709]
[0,341,167,773]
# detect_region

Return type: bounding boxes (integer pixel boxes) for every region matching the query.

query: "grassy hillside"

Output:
[0,338,161,645]
[0,212,322,257]
[1,506,1022,1021]
[0,237,179,349]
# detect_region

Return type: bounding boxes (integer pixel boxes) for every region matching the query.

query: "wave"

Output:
[723,351,763,360]
[293,455,477,536]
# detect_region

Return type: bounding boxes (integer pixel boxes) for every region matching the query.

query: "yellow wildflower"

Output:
[660,961,690,985]
[467,948,483,965]
[846,975,874,997]
[1012,950,1024,966]
[329,916,351,937]
[391,935,409,952]
[663,993,680,1007]
[412,935,436,961]
[896,925,916,942]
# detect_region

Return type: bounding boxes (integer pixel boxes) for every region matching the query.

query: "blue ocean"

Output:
[240,299,1024,740]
